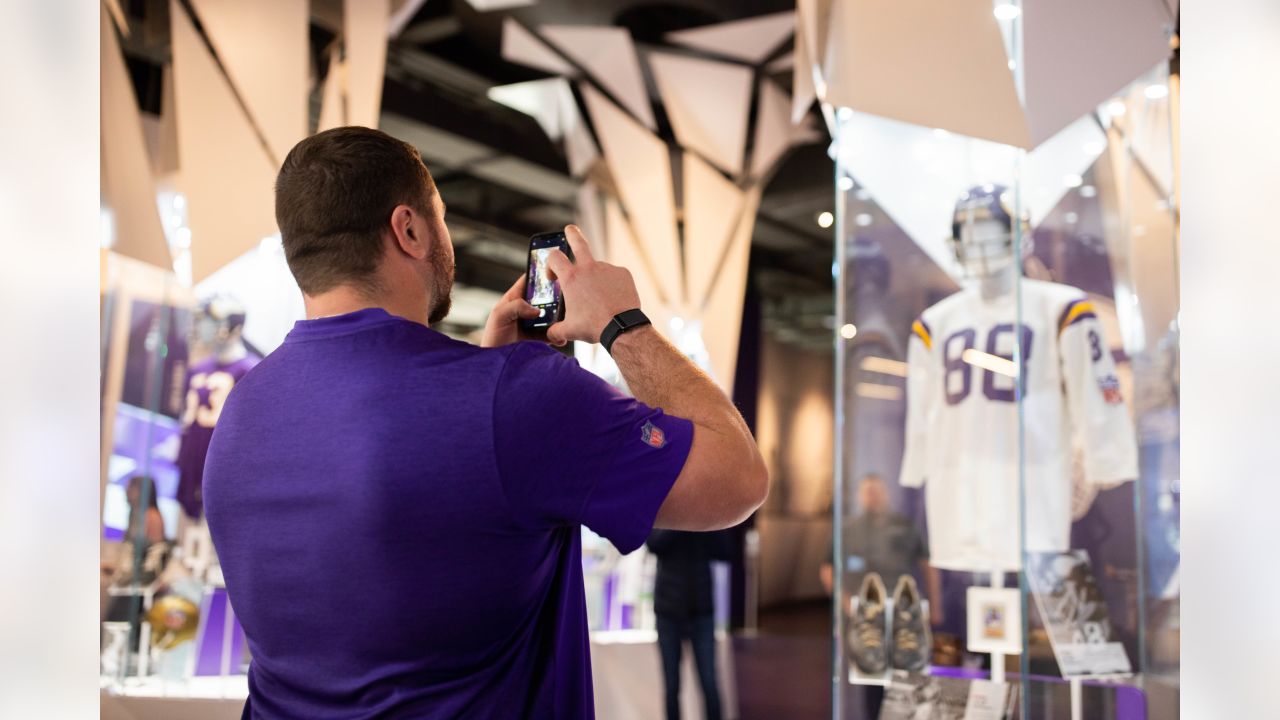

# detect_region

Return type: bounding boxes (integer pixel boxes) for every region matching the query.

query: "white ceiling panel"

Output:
[665,11,794,64]
[190,0,307,163]
[702,187,761,393]
[648,52,752,175]
[171,0,278,282]
[501,17,575,76]
[542,25,656,130]
[1022,0,1172,147]
[683,153,744,309]
[581,84,682,305]
[824,0,1030,148]
[101,6,171,270]
[344,0,391,129]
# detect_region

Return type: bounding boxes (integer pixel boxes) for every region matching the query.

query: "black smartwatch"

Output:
[600,309,651,354]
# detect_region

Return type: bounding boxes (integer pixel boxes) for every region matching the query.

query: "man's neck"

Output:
[304,284,429,326]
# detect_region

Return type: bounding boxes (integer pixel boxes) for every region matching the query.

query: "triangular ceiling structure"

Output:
[835,110,1107,279]
[665,11,795,64]
[683,153,745,309]
[171,0,278,282]
[823,0,1030,148]
[541,24,656,130]
[648,52,752,175]
[604,197,667,330]
[702,186,762,393]
[501,17,575,76]
[488,78,576,140]
[581,84,681,305]
[791,0,819,123]
[1022,0,1172,146]
[316,48,345,132]
[752,78,795,179]
[189,0,307,163]
[345,0,391,129]
[101,6,172,270]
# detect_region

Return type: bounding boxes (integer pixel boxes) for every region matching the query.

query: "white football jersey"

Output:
[899,279,1138,571]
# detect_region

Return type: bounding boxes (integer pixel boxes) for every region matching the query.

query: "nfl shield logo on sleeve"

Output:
[1098,375,1124,404]
[640,420,666,449]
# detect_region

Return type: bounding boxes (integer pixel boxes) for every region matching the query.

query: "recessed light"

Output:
[855,213,873,227]
[838,176,855,191]
[1107,100,1127,117]
[840,324,858,339]
[1079,185,1097,198]
[817,211,834,229]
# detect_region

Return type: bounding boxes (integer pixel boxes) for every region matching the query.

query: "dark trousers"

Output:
[655,613,722,720]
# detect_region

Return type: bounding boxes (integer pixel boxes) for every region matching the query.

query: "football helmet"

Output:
[949,184,1030,277]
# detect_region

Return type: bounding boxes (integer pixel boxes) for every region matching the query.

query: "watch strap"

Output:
[600,309,651,354]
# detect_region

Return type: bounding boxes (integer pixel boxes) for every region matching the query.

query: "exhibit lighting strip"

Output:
[855,382,903,401]
[859,356,909,377]
[961,348,1019,378]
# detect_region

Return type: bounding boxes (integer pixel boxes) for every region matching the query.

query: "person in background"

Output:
[646,529,732,720]
[104,476,170,646]
[820,473,941,717]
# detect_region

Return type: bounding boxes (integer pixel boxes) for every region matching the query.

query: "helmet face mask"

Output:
[949,185,1029,278]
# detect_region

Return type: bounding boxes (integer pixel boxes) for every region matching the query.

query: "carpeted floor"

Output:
[734,600,834,720]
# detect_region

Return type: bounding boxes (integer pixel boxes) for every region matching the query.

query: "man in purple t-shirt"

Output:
[202,127,768,719]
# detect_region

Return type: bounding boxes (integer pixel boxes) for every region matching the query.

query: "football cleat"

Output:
[890,575,932,673]
[847,573,889,675]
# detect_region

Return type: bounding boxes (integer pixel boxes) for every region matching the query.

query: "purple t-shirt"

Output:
[203,308,692,719]
[176,354,260,518]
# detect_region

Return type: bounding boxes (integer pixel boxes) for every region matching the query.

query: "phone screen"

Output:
[522,231,572,330]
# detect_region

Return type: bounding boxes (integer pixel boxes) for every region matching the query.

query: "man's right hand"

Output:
[544,225,642,348]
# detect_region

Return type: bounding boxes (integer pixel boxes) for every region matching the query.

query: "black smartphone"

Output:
[520,231,574,332]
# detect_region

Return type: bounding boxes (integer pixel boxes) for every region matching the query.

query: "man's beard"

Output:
[427,240,455,325]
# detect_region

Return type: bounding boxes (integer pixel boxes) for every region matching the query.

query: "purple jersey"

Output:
[202,308,691,718]
[175,353,260,518]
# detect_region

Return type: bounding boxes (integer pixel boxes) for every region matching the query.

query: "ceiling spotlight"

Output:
[993,3,1021,20]
[1079,185,1097,198]
[817,211,835,229]
[1007,59,1017,71]
[1144,84,1169,100]
[837,107,853,121]
[840,324,858,340]
[670,316,685,332]
[838,176,855,192]
[855,213,873,227]
[855,189,872,202]
[1106,100,1127,117]
[1063,174,1083,188]
[1064,212,1079,225]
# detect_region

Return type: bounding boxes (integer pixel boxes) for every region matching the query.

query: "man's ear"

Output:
[390,204,427,260]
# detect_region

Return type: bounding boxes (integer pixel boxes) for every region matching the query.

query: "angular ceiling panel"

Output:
[345,0,391,129]
[603,197,666,330]
[665,11,794,64]
[101,7,171,270]
[648,52,752,175]
[581,84,681,305]
[487,77,575,140]
[791,0,818,123]
[575,182,606,259]
[171,0,278,282]
[836,109,1108,279]
[752,78,794,179]
[683,153,745,309]
[563,114,599,178]
[825,0,1030,148]
[501,17,575,76]
[189,0,307,163]
[316,48,345,133]
[541,25,656,130]
[702,187,761,394]
[1022,0,1172,146]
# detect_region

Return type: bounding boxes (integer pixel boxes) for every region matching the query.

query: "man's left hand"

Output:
[481,274,542,348]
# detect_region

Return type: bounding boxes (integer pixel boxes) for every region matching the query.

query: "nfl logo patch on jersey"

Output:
[641,420,666,449]
[1098,375,1124,404]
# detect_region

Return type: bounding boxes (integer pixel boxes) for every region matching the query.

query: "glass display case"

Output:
[829,46,1179,720]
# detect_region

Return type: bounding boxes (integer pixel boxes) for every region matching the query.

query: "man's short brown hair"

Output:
[275,126,438,295]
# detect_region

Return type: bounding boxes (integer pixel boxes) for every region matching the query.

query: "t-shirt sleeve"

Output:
[493,342,694,554]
